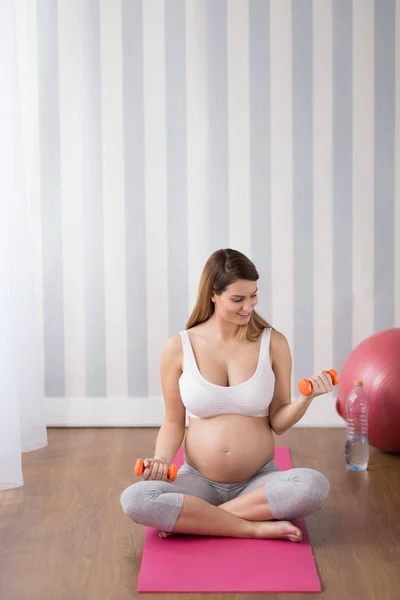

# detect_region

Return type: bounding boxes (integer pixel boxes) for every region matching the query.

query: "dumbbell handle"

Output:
[298,369,339,396]
[135,458,178,481]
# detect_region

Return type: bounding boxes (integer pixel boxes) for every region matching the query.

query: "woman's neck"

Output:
[204,314,241,341]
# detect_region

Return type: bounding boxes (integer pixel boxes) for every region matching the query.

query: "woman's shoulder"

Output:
[162,332,183,359]
[164,323,204,346]
[269,328,291,366]
[269,327,285,341]
[270,328,289,347]
[186,322,209,339]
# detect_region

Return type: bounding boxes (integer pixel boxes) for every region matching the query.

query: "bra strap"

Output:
[260,327,272,365]
[179,330,198,372]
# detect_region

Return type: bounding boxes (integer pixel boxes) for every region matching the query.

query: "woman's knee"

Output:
[120,480,166,523]
[317,471,330,503]
[283,468,329,519]
[298,468,330,512]
[120,479,184,531]
[120,480,146,521]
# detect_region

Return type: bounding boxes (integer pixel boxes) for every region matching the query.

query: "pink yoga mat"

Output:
[137,447,321,593]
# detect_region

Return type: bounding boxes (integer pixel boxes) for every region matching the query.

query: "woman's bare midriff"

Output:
[183,414,275,483]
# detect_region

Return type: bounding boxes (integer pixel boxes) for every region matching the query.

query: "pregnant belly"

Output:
[184,414,275,483]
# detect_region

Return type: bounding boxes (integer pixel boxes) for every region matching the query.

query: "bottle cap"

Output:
[354,380,363,386]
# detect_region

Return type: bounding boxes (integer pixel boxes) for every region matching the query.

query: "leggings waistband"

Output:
[180,458,280,490]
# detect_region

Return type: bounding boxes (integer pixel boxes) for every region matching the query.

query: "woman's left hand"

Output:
[307,371,334,399]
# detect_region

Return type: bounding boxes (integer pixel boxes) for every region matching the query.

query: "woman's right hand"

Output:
[141,458,169,481]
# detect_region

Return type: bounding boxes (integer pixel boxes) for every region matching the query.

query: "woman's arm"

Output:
[153,334,186,465]
[268,330,332,435]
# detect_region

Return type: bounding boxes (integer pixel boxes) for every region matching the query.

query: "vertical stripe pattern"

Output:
[186,0,210,314]
[26,0,399,402]
[100,0,128,396]
[207,0,229,250]
[250,0,271,321]
[313,0,333,374]
[374,0,396,332]
[122,0,148,396]
[333,0,353,376]
[143,0,168,397]
[292,0,313,385]
[227,0,251,258]
[82,0,106,397]
[352,0,374,347]
[166,0,188,337]
[58,0,86,396]
[270,0,294,354]
[396,0,400,327]
[37,0,65,396]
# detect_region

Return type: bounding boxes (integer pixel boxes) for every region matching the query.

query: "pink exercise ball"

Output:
[336,328,400,453]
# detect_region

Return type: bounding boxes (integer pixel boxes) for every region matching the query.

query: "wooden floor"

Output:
[0,428,399,600]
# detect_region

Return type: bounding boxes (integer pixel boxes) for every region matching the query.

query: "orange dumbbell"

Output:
[298,369,339,396]
[134,458,178,481]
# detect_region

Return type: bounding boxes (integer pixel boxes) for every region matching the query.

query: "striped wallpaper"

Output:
[27,0,400,414]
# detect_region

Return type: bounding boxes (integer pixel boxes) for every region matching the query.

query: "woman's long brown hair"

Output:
[185,248,273,342]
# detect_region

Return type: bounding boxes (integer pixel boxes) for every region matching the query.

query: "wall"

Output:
[25,0,400,426]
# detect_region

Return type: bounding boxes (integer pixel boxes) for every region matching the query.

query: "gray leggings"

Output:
[120,459,330,533]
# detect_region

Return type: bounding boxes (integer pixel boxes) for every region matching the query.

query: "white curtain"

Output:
[0,0,47,490]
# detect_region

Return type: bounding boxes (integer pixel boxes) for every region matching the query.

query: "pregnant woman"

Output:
[121,248,331,542]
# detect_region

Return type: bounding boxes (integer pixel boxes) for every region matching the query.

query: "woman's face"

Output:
[212,280,258,325]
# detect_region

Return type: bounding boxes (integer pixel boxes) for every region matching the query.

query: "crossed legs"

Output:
[120,466,329,542]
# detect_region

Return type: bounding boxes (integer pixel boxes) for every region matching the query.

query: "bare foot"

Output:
[158,521,302,542]
[254,520,303,542]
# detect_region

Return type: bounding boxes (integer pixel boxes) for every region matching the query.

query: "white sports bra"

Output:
[178,328,275,419]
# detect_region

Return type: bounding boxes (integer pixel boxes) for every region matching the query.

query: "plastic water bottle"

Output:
[345,381,369,471]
